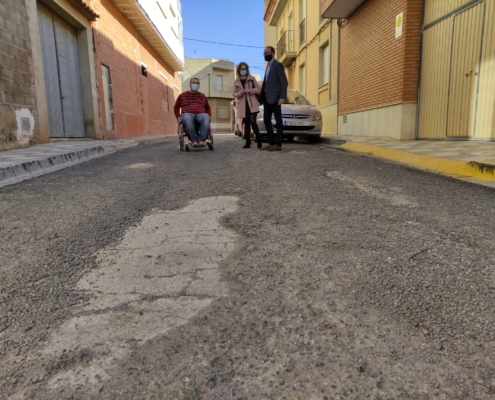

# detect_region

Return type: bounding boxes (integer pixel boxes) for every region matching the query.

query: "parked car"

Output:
[232,89,323,143]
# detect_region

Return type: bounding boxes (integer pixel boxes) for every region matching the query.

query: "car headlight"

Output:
[312,112,322,121]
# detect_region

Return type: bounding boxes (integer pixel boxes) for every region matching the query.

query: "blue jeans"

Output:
[181,113,210,141]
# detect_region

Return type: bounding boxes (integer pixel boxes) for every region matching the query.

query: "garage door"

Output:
[418,0,487,139]
[37,2,85,138]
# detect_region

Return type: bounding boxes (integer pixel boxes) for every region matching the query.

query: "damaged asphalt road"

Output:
[1,135,495,399]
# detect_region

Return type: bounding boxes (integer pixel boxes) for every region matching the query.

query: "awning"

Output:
[264,0,289,26]
[111,0,185,71]
[321,0,366,18]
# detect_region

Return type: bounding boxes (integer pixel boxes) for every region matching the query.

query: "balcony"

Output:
[277,30,297,67]
[321,0,366,18]
[211,85,234,99]
[299,19,306,46]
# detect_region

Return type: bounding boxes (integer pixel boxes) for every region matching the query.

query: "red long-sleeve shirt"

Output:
[174,91,211,118]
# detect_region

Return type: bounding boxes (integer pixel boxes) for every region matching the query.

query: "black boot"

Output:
[243,141,251,149]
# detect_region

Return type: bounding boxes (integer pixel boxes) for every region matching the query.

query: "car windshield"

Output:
[285,91,311,105]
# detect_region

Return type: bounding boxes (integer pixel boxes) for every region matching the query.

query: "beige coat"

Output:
[233,75,261,119]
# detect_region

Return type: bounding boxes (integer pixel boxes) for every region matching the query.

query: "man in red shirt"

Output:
[174,77,212,145]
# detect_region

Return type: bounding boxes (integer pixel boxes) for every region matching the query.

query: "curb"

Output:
[0,146,106,188]
[340,142,495,183]
[0,135,177,188]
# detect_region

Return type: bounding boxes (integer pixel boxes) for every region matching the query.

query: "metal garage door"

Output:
[418,0,486,139]
[37,2,85,138]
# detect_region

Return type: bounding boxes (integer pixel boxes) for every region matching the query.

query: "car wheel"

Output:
[307,137,320,144]
[286,135,295,143]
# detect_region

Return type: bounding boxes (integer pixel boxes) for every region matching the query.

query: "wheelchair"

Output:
[178,119,213,152]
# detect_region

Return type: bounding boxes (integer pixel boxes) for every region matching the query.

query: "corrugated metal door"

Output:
[419,1,486,139]
[36,2,85,138]
[424,0,473,25]
[418,18,453,139]
[52,13,85,137]
[475,0,495,139]
[37,3,64,138]
[447,3,484,137]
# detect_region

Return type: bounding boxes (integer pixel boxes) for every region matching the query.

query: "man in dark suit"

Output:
[260,46,288,151]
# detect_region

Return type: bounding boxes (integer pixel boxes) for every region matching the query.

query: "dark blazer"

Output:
[260,59,288,105]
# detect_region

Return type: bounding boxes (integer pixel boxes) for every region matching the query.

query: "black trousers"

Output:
[263,102,283,147]
[244,109,261,145]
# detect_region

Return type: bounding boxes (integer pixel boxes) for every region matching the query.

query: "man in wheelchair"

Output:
[173,77,211,146]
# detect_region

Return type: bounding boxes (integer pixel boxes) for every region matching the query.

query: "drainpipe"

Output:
[415,0,426,140]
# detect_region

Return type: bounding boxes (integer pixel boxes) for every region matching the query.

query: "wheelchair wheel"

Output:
[179,135,184,151]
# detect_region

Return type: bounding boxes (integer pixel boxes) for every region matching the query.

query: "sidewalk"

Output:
[321,135,495,188]
[0,135,174,188]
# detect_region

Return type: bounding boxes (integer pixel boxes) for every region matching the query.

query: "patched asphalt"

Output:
[1,135,495,399]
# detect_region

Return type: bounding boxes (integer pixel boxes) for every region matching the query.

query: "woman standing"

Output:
[233,62,262,148]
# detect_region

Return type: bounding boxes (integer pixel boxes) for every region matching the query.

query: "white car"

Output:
[232,89,323,143]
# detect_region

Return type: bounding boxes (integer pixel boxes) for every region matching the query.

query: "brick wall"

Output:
[92,0,180,139]
[0,0,37,150]
[338,0,422,115]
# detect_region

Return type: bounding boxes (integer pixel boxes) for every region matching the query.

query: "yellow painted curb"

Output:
[341,142,495,182]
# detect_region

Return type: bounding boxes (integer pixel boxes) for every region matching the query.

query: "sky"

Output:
[181,0,266,78]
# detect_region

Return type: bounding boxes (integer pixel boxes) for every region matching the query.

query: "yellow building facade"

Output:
[264,0,339,135]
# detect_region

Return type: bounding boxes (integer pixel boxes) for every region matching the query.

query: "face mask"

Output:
[264,54,273,62]
[191,84,199,92]
[240,70,248,77]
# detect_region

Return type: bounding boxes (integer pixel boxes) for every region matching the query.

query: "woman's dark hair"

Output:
[236,62,250,77]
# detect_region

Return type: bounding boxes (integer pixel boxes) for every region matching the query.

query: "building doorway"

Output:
[418,1,491,139]
[37,2,85,138]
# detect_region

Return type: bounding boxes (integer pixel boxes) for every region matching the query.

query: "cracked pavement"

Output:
[1,135,495,399]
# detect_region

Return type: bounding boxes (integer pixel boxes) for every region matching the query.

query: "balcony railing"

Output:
[277,30,295,58]
[213,84,232,92]
[299,19,306,46]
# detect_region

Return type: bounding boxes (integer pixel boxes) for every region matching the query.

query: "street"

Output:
[1,135,495,399]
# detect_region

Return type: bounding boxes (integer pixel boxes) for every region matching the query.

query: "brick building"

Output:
[322,0,422,139]
[0,0,184,151]
[0,0,40,150]
[92,0,184,138]
[321,0,495,140]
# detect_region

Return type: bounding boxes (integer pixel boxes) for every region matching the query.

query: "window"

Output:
[141,61,148,77]
[214,75,223,91]
[218,106,229,119]
[299,0,306,22]
[171,26,178,39]
[101,65,114,130]
[319,43,330,86]
[159,70,168,81]
[157,1,167,19]
[299,64,306,95]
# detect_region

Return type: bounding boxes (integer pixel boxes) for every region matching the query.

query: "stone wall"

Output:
[0,0,37,150]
